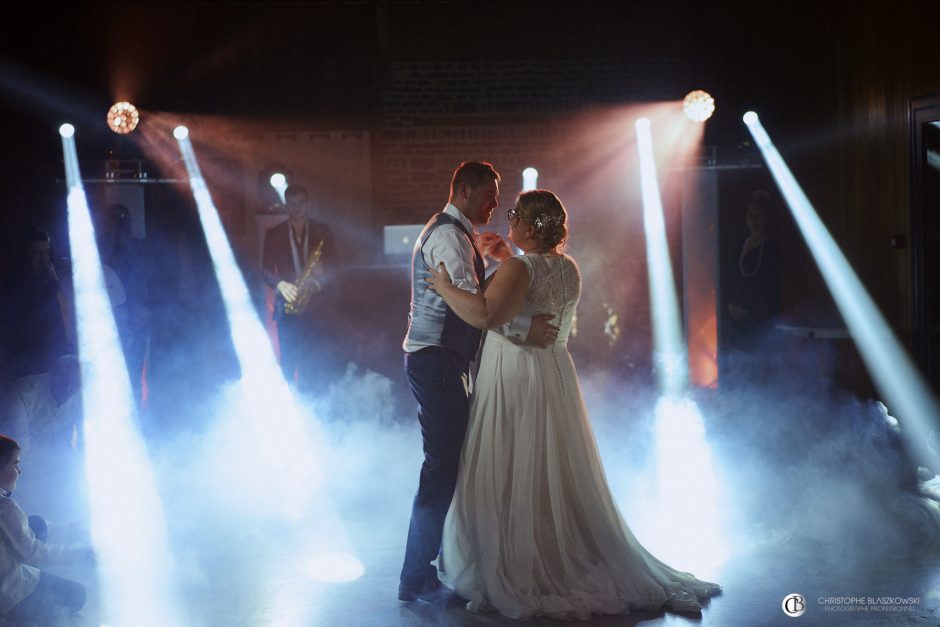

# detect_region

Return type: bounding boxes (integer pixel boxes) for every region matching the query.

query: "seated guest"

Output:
[0,435,91,624]
[0,355,81,456]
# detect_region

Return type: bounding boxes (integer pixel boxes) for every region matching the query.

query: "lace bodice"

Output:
[510,253,581,345]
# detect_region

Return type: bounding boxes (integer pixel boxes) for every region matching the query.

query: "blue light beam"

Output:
[60,127,187,626]
[642,396,728,575]
[174,129,363,604]
[174,130,326,517]
[631,118,728,575]
[744,111,940,470]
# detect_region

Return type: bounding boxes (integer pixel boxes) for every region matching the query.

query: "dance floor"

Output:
[10,370,940,626]
[22,536,939,626]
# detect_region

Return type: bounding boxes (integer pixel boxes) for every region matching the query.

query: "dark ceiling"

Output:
[0,0,892,260]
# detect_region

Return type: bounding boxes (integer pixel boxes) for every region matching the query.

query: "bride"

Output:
[426,189,721,620]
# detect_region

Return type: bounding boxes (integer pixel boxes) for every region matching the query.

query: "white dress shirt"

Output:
[0,495,44,612]
[404,204,530,353]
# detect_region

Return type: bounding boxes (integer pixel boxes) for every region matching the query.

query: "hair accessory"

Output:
[533,213,564,231]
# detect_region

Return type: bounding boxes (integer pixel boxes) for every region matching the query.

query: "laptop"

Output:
[383,224,425,257]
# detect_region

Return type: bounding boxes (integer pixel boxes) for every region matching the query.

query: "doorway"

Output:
[910,95,940,394]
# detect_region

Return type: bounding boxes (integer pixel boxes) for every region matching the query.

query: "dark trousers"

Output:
[277,314,306,386]
[8,517,86,624]
[277,312,337,393]
[400,347,471,588]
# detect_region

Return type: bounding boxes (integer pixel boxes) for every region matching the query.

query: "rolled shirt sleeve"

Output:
[420,212,531,339]
[422,226,481,295]
[424,224,532,343]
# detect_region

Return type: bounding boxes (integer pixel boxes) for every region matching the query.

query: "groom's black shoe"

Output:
[398,578,449,603]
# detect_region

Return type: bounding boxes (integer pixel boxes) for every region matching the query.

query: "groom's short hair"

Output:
[450,161,500,195]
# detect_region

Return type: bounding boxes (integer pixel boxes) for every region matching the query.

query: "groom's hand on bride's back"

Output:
[526,313,559,348]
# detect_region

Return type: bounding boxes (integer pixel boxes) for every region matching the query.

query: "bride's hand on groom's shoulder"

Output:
[426,262,453,293]
[477,232,512,261]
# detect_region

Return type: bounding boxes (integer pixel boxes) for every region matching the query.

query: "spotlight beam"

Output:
[636,118,688,396]
[173,128,363,592]
[174,130,324,515]
[631,118,726,574]
[744,112,940,470]
[60,127,186,626]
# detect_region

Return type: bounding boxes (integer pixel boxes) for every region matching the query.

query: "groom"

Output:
[399,161,555,602]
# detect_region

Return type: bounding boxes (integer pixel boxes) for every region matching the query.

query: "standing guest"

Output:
[724,190,783,384]
[0,228,73,380]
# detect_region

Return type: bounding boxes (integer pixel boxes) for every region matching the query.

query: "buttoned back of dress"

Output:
[511,253,581,346]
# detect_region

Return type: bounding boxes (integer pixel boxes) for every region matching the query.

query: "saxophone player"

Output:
[261,184,333,387]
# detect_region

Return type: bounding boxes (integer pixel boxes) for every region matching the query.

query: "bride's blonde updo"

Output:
[515,189,568,252]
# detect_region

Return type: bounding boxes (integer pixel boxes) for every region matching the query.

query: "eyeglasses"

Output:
[507,207,520,222]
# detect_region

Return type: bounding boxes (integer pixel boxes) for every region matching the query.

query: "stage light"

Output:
[269,172,288,204]
[270,172,286,189]
[522,167,539,191]
[744,114,940,471]
[60,130,186,625]
[683,90,715,123]
[173,125,189,140]
[635,117,687,396]
[59,123,75,138]
[106,101,139,135]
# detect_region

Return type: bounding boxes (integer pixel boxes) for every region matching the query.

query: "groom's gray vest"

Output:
[405,213,485,362]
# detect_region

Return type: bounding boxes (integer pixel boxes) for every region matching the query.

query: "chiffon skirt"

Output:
[440,332,720,620]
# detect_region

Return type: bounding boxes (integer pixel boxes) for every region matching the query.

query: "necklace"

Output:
[739,236,765,278]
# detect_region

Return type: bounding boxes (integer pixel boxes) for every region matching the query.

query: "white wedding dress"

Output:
[440,253,720,620]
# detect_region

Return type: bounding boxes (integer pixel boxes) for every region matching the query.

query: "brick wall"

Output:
[374,56,704,370]
[376,57,703,221]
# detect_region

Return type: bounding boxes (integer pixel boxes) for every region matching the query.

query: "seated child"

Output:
[0,435,89,624]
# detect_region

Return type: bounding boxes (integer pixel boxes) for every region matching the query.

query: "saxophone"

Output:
[284,238,325,316]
